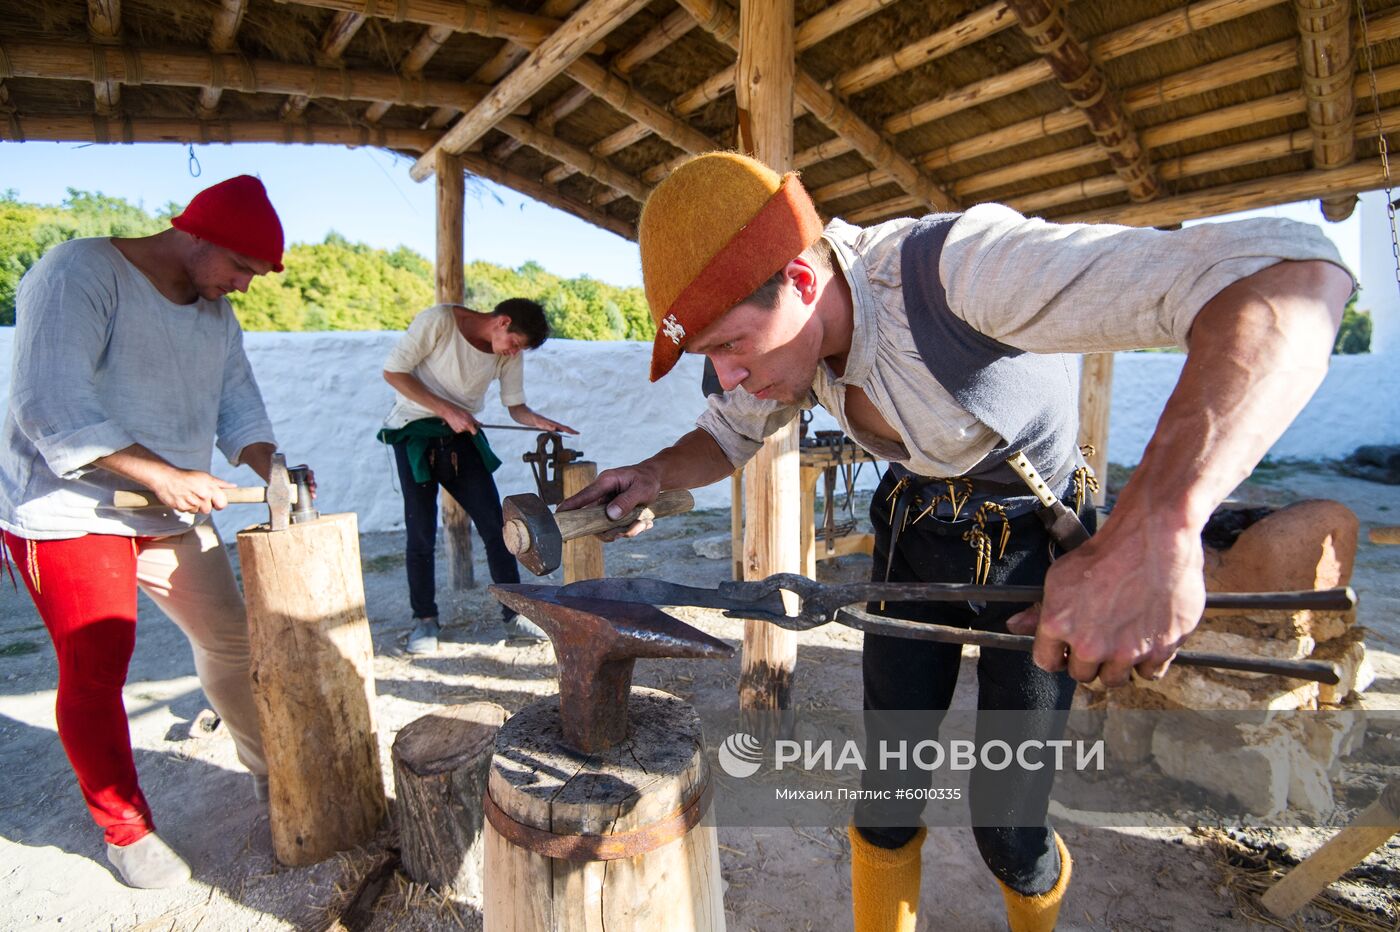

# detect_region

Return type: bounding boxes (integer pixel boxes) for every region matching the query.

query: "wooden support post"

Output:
[238,513,387,866]
[1077,353,1113,507]
[799,464,818,579]
[393,702,508,902]
[730,471,743,582]
[735,0,800,713]
[561,461,604,582]
[436,150,475,590]
[1295,0,1357,220]
[483,689,724,930]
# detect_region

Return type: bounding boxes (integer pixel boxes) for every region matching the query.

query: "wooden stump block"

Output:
[484,688,725,931]
[393,702,509,902]
[238,512,387,866]
[561,461,603,583]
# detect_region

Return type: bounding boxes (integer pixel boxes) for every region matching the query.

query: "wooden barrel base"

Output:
[484,688,725,931]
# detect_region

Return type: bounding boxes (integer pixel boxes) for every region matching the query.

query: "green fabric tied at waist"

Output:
[376,417,502,483]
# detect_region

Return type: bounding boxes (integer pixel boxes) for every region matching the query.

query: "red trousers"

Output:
[5,527,265,846]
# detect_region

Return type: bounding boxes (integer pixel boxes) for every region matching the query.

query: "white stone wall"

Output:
[0,326,1395,535]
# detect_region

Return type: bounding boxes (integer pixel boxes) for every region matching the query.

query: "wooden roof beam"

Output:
[87,0,121,117]
[1295,0,1357,220]
[832,2,1017,98]
[1065,157,1391,226]
[0,39,511,115]
[491,83,593,162]
[849,59,1400,224]
[427,1,584,140]
[1013,102,1400,215]
[409,0,652,181]
[801,0,1287,171]
[495,115,649,203]
[282,11,366,121]
[0,114,439,150]
[272,0,593,48]
[516,6,693,178]
[197,0,246,118]
[815,6,1400,207]
[1006,0,1157,201]
[363,25,454,124]
[459,151,636,240]
[675,0,957,210]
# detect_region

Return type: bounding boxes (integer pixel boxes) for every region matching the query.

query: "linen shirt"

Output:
[382,305,526,429]
[0,237,276,539]
[695,204,1349,477]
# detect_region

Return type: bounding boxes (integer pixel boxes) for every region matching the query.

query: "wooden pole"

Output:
[1295,0,1357,220]
[734,0,801,713]
[238,513,387,866]
[561,462,604,583]
[363,26,454,124]
[0,114,439,150]
[410,0,652,181]
[1077,354,1112,508]
[86,0,121,117]
[196,0,245,118]
[730,471,743,581]
[436,151,475,592]
[1006,0,1158,202]
[281,11,365,121]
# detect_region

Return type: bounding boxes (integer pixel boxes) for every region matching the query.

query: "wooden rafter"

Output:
[0,40,513,115]
[425,0,583,137]
[362,26,454,124]
[409,0,652,181]
[197,0,246,118]
[273,0,582,49]
[1295,0,1357,220]
[492,83,592,163]
[282,11,366,121]
[458,151,636,240]
[802,0,1285,190]
[675,0,958,210]
[495,115,649,203]
[833,2,1017,98]
[824,4,1400,209]
[847,57,1400,225]
[87,0,121,117]
[1006,0,1157,201]
[0,114,438,149]
[1065,157,1391,226]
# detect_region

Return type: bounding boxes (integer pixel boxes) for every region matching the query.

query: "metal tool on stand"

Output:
[502,489,695,575]
[521,431,584,505]
[532,574,1355,685]
[490,583,733,753]
[113,454,317,531]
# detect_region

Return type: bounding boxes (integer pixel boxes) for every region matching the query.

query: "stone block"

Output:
[690,533,731,560]
[1179,629,1315,679]
[1136,663,1319,712]
[1313,629,1376,704]
[1152,715,1290,816]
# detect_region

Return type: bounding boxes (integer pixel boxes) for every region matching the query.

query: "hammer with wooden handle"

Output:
[112,454,316,531]
[502,489,695,576]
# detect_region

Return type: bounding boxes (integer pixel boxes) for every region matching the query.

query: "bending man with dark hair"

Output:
[379,299,573,652]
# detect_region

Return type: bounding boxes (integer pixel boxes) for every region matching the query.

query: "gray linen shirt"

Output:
[0,237,276,539]
[695,204,1349,477]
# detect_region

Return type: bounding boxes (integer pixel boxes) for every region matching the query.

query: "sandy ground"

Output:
[0,461,1397,931]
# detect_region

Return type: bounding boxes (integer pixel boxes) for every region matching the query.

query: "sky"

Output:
[0,140,647,288]
[0,138,1365,289]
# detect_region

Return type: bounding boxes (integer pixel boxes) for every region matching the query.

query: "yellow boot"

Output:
[997,832,1072,932]
[848,825,925,932]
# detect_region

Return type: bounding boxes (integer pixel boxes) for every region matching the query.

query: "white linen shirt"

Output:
[382,304,526,428]
[696,205,1350,477]
[0,237,276,539]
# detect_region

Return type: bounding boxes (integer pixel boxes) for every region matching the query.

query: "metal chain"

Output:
[1358,0,1400,301]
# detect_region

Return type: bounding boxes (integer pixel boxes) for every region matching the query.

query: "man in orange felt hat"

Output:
[560,151,1353,931]
[0,174,312,889]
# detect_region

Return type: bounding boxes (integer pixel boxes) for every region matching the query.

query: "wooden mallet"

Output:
[502,490,694,576]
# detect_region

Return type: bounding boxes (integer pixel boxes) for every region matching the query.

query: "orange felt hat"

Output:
[638,151,824,381]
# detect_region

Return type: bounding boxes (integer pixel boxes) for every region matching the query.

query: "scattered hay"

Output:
[1197,828,1400,931]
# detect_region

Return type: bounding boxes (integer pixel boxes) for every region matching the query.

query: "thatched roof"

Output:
[3,0,1399,238]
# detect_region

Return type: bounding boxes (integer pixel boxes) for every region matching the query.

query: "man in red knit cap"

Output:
[0,174,309,888]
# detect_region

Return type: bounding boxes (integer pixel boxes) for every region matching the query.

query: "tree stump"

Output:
[393,702,509,902]
[483,688,725,931]
[238,512,387,866]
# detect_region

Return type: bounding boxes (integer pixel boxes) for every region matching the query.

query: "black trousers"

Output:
[392,436,520,622]
[856,468,1095,895]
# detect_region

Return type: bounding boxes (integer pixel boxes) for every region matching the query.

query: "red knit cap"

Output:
[171,175,285,272]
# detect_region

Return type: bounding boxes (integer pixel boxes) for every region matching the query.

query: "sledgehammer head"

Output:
[503,489,696,576]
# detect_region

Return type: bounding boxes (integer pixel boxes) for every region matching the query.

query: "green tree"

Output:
[1333,292,1371,354]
